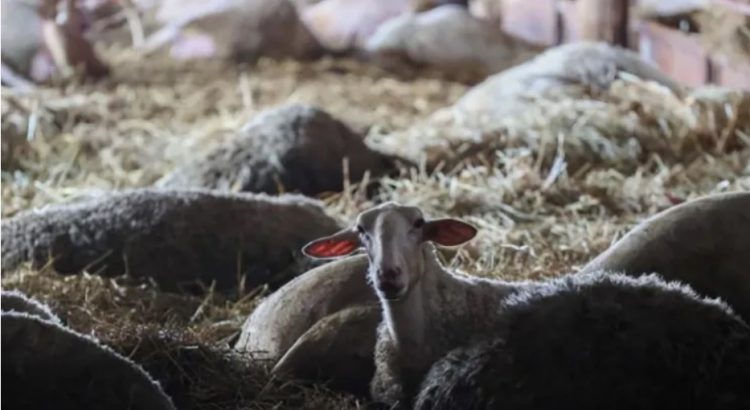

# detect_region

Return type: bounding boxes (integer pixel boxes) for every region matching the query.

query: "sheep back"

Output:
[582,191,750,320]
[1,188,340,294]
[235,254,375,359]
[157,104,398,196]
[416,272,750,410]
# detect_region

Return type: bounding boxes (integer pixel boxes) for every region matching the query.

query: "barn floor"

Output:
[2,45,749,409]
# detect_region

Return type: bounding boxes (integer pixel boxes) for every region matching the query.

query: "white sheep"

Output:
[303,202,750,407]
[303,202,519,404]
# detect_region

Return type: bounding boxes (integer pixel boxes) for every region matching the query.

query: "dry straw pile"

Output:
[2,43,749,409]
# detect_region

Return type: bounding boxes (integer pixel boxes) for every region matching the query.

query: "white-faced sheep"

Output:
[2,291,176,410]
[157,104,399,196]
[1,188,340,295]
[303,202,750,407]
[303,202,518,404]
[581,191,750,321]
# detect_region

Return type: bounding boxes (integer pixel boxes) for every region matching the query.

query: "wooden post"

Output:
[575,0,629,46]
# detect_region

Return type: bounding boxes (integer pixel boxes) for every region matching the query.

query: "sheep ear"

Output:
[423,219,477,247]
[303,229,361,259]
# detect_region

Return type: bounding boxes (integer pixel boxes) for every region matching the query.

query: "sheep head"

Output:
[303,202,476,301]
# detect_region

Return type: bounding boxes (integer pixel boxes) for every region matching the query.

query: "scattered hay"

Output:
[1,43,748,409]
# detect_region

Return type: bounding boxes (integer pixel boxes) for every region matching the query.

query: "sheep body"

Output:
[1,289,60,323]
[582,191,750,320]
[2,295,175,410]
[272,305,381,395]
[365,5,540,82]
[145,0,323,61]
[158,104,397,196]
[415,272,750,409]
[454,41,680,114]
[1,188,340,294]
[300,0,409,52]
[235,254,376,360]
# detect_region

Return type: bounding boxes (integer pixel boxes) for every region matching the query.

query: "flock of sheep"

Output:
[2,0,750,409]
[239,194,750,409]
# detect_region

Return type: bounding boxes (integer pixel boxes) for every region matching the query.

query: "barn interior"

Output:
[1,0,749,409]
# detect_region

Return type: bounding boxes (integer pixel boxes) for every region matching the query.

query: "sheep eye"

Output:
[356,225,366,235]
[413,218,425,228]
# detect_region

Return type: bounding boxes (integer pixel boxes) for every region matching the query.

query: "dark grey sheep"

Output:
[2,306,175,410]
[1,188,340,294]
[581,191,750,320]
[1,289,60,323]
[415,272,750,410]
[157,104,399,196]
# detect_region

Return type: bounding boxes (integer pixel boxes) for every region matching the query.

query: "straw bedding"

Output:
[1,44,748,409]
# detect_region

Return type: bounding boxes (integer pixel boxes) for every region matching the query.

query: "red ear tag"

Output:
[304,238,359,258]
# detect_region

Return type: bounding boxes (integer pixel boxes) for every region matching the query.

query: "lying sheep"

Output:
[453,41,681,114]
[1,289,60,323]
[581,191,750,320]
[235,254,379,394]
[373,41,684,168]
[158,104,398,196]
[302,202,517,403]
[303,202,750,407]
[300,0,410,52]
[2,292,175,410]
[365,5,540,82]
[415,273,750,409]
[143,0,323,61]
[273,305,381,395]
[1,189,340,294]
[235,254,375,360]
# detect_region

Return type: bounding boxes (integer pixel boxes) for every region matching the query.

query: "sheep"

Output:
[373,41,684,170]
[272,305,381,395]
[364,5,541,82]
[1,289,60,323]
[157,104,399,197]
[235,254,379,394]
[302,202,750,407]
[142,0,323,61]
[235,254,375,360]
[1,188,340,295]
[581,191,750,320]
[415,272,750,410]
[302,202,519,404]
[2,293,176,410]
[300,0,410,52]
[455,41,681,108]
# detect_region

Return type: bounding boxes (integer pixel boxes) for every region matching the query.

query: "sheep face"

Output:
[303,203,477,301]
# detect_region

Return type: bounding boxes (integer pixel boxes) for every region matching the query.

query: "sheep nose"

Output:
[379,267,402,282]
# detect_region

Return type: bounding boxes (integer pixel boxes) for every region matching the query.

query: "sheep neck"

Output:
[381,245,458,355]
